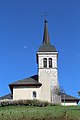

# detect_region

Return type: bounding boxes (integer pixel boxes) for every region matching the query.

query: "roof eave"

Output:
[9,83,42,93]
[61,99,80,101]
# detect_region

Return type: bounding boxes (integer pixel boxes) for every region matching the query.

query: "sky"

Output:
[0,0,80,99]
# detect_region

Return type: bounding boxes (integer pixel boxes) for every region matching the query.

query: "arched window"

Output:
[49,58,52,68]
[43,58,47,68]
[33,91,36,99]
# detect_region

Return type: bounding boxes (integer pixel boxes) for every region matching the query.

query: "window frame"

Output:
[43,58,47,68]
[49,58,52,68]
[33,91,36,99]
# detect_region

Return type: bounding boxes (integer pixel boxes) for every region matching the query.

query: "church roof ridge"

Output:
[9,75,40,85]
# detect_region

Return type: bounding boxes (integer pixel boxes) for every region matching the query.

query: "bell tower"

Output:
[37,20,59,102]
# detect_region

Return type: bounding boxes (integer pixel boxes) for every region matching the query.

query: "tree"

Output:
[53,86,65,106]
[78,91,80,96]
[54,86,65,95]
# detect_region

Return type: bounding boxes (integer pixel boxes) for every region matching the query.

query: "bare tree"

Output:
[51,86,65,104]
[54,86,65,95]
[53,86,65,105]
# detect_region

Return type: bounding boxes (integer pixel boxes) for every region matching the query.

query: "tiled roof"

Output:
[38,44,56,52]
[61,93,79,101]
[9,75,42,93]
[0,93,13,100]
[9,75,40,85]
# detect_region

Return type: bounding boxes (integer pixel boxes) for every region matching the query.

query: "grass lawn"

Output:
[0,105,80,120]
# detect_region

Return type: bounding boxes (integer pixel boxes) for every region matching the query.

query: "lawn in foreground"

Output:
[0,105,80,120]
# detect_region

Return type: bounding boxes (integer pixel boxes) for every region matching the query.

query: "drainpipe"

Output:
[64,93,65,106]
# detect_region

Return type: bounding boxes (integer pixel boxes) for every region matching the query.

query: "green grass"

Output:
[0,105,80,120]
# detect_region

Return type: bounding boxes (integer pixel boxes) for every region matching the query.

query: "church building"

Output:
[9,20,59,103]
[0,20,79,106]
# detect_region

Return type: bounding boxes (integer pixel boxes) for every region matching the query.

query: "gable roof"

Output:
[9,75,42,93]
[61,93,80,101]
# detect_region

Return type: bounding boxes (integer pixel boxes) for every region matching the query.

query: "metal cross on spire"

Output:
[43,12,48,21]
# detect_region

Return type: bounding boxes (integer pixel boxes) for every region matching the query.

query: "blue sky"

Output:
[0,0,80,98]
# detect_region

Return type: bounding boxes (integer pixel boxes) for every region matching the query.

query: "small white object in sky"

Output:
[24,45,27,49]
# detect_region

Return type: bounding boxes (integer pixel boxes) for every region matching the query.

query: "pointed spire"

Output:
[38,20,56,52]
[43,20,50,45]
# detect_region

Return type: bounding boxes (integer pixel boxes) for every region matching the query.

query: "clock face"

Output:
[46,69,51,74]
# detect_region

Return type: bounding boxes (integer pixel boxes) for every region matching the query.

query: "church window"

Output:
[43,58,47,68]
[33,91,36,99]
[49,58,52,68]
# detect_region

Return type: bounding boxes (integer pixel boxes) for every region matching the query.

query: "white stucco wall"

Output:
[13,86,41,100]
[61,101,78,106]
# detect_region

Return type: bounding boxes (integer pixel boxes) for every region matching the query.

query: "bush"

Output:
[0,99,60,107]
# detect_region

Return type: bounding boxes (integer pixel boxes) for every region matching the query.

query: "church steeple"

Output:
[38,20,56,52]
[37,20,59,103]
[43,20,50,45]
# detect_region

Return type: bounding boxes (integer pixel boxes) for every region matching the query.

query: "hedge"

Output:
[0,99,60,107]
